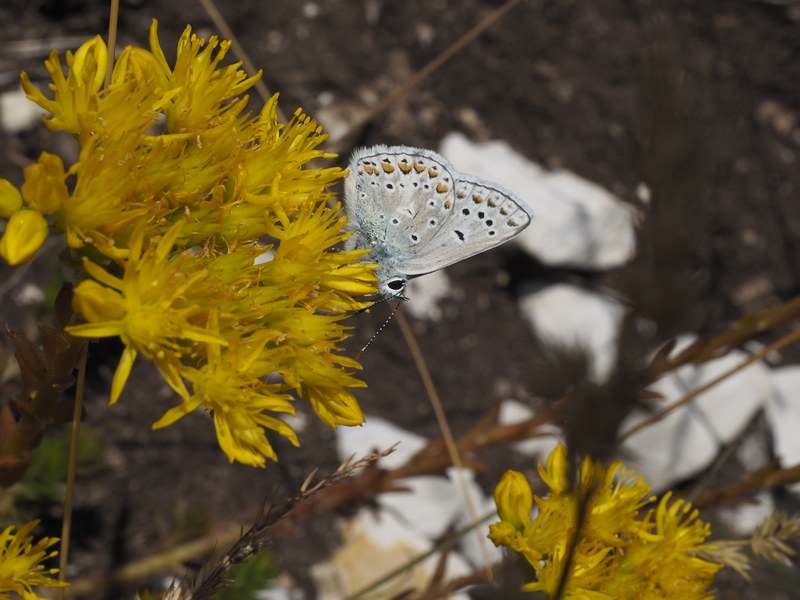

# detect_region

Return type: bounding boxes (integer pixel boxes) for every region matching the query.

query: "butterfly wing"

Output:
[342,145,534,279]
[343,145,460,256]
[399,175,533,276]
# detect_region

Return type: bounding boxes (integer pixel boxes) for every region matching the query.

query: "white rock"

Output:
[621,336,773,491]
[518,283,624,382]
[439,132,637,270]
[378,475,464,540]
[336,418,487,540]
[716,492,775,537]
[764,366,800,492]
[336,416,427,470]
[281,411,308,435]
[497,399,562,458]
[311,510,471,600]
[302,2,319,18]
[335,418,506,569]
[254,574,301,600]
[446,467,504,569]
[0,87,44,134]
[405,270,451,320]
[13,282,45,306]
[315,100,370,146]
[734,426,771,475]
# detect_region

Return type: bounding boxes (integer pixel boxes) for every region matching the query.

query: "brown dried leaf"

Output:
[54,282,74,329]
[6,327,47,395]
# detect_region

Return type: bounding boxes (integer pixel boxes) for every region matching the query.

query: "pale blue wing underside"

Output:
[343,144,533,279]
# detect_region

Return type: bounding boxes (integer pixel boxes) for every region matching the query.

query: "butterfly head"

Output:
[351,232,409,298]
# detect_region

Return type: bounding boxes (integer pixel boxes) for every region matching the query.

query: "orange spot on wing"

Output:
[444,200,452,209]
[436,183,449,193]
[398,161,412,173]
[414,162,426,173]
[381,162,395,173]
[473,194,484,203]
[428,167,439,177]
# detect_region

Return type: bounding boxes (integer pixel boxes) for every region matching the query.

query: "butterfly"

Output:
[343,145,534,297]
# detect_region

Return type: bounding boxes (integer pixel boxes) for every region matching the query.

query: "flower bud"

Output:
[0,179,22,218]
[494,470,533,530]
[0,209,48,264]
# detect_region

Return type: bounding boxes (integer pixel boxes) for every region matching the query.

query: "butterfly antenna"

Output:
[356,297,406,360]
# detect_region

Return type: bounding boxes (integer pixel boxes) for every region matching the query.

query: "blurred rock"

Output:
[440,132,637,269]
[311,509,471,600]
[621,336,773,491]
[518,283,624,382]
[0,87,44,133]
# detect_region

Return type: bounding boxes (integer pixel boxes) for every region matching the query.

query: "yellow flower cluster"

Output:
[0,520,67,599]
[489,444,721,599]
[1,22,377,466]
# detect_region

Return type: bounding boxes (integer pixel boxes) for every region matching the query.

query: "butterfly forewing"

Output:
[344,146,459,254]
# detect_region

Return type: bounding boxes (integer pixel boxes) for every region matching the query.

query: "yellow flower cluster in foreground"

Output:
[490,444,721,598]
[0,520,66,599]
[0,22,377,466]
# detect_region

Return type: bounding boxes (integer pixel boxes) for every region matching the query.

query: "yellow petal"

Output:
[325,277,378,295]
[80,258,125,291]
[0,178,23,218]
[72,36,108,92]
[65,321,125,338]
[0,209,48,265]
[147,19,172,82]
[153,399,202,429]
[110,346,137,404]
[538,442,570,494]
[71,279,127,322]
[159,360,191,401]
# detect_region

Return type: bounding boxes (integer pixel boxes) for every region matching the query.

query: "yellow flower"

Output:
[15,20,378,466]
[21,36,107,134]
[0,209,48,265]
[0,520,67,599]
[153,314,300,467]
[149,25,261,135]
[67,222,225,403]
[489,443,721,599]
[606,493,721,598]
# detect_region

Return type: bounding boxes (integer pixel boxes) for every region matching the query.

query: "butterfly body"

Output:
[343,145,533,296]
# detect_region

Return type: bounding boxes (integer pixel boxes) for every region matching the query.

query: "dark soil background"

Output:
[0,0,798,598]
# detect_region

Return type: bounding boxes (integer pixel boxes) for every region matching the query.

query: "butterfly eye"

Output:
[386,278,406,292]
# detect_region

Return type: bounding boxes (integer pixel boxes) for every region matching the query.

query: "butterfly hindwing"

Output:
[399,175,533,275]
